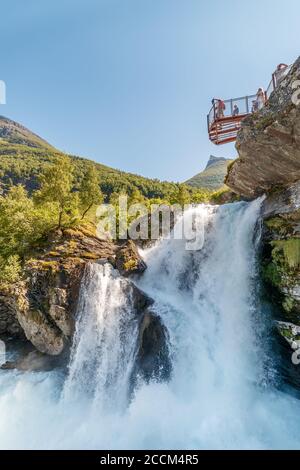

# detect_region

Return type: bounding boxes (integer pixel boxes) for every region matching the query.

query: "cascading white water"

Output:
[139,200,268,396]
[63,263,139,412]
[0,200,300,449]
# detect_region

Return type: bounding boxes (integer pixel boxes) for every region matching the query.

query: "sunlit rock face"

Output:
[226,57,300,198]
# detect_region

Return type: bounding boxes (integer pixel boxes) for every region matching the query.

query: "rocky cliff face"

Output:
[0,226,169,378]
[226,57,300,198]
[225,57,300,368]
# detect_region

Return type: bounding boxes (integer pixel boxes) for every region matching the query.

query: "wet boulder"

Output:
[115,240,147,276]
[136,309,172,382]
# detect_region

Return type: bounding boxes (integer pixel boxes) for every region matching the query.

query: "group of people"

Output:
[214,100,242,119]
[214,63,289,120]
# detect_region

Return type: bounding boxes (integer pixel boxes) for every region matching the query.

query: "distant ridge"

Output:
[185,155,233,191]
[0,115,54,149]
[0,114,178,199]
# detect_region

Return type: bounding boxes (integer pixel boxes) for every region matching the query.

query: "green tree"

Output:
[190,189,210,204]
[128,188,146,205]
[0,185,35,258]
[0,185,39,285]
[170,184,191,207]
[35,156,75,228]
[79,165,103,220]
[0,255,22,284]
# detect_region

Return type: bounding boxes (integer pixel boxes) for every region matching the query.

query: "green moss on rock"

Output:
[123,259,138,271]
[264,217,293,236]
[261,236,300,316]
[283,296,295,313]
[272,238,300,269]
[255,114,275,130]
[261,261,282,287]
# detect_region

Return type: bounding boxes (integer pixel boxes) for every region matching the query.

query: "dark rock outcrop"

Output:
[115,240,147,276]
[136,309,171,382]
[0,288,25,338]
[226,57,300,198]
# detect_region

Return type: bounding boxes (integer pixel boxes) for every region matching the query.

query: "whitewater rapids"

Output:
[0,200,300,449]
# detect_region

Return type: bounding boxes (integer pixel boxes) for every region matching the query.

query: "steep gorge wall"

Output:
[226,57,300,355]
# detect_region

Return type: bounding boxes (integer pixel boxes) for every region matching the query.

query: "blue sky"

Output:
[0,0,299,181]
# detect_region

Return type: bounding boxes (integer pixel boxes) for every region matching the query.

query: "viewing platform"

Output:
[207,64,291,145]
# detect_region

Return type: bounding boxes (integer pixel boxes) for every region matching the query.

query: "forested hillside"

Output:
[0,115,211,286]
[0,116,209,201]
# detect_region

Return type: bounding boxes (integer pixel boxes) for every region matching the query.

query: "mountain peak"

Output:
[205,155,228,170]
[185,156,234,191]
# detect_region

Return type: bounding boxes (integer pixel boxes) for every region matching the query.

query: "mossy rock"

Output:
[264,213,300,238]
[271,238,300,269]
[283,296,295,313]
[115,240,146,276]
[48,251,60,257]
[255,114,275,130]
[276,321,300,349]
[80,251,100,260]
[264,217,292,236]
[261,237,300,317]
[123,259,138,271]
[26,259,60,273]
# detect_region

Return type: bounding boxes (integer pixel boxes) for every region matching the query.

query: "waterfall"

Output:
[1,200,300,449]
[63,263,139,412]
[138,199,266,401]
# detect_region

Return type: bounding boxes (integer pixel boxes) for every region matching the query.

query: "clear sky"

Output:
[0,0,299,182]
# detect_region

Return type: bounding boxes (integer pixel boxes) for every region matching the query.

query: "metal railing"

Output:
[265,64,292,100]
[207,64,292,134]
[207,95,256,129]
